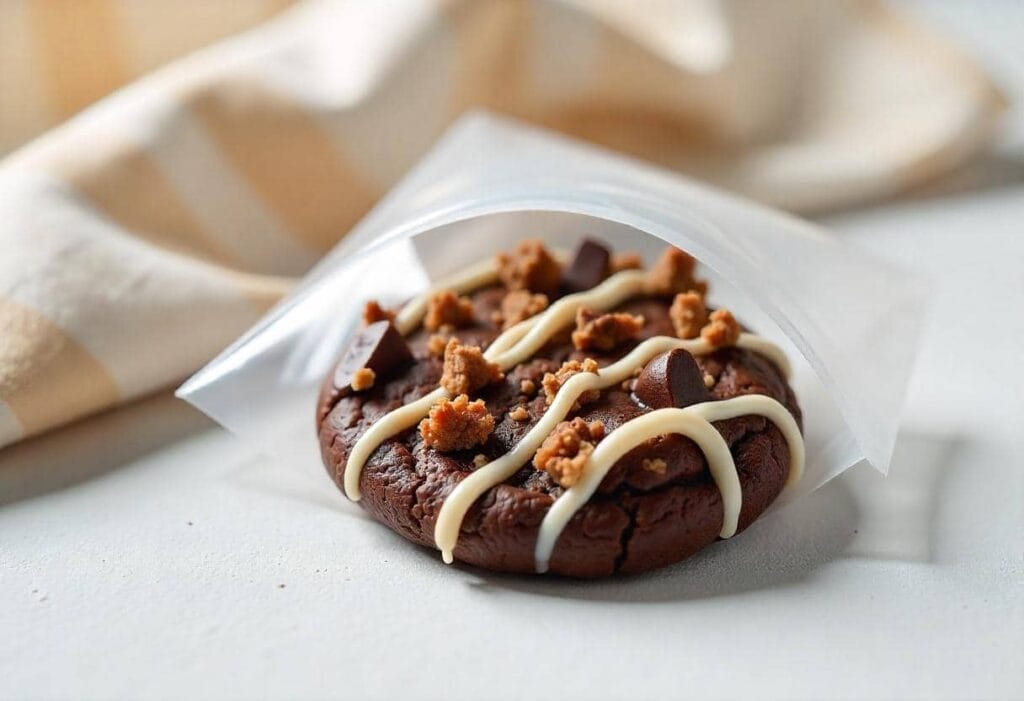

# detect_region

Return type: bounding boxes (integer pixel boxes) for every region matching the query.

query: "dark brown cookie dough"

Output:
[317,281,801,578]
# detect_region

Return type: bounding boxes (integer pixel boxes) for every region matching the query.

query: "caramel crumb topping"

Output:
[500,290,549,330]
[427,333,449,357]
[642,458,667,475]
[496,239,562,295]
[571,307,644,351]
[441,338,504,395]
[351,367,376,391]
[419,394,494,452]
[424,290,475,332]
[701,309,741,348]
[670,291,708,339]
[644,247,707,298]
[363,300,396,326]
[533,417,605,488]
[542,358,600,406]
[610,251,643,273]
[473,454,489,468]
[509,406,530,422]
[520,379,536,396]
[703,373,715,388]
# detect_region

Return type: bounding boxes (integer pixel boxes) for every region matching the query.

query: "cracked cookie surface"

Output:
[317,286,800,578]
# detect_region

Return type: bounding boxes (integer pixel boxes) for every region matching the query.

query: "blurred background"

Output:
[1,0,1021,449]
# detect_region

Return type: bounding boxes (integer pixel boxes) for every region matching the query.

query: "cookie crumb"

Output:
[496,239,561,295]
[500,290,549,329]
[427,333,449,356]
[441,338,504,395]
[425,290,475,332]
[701,309,741,348]
[473,453,489,468]
[509,405,530,422]
[642,458,668,475]
[351,367,376,391]
[703,373,715,388]
[419,394,495,452]
[520,379,536,396]
[363,300,396,326]
[533,418,605,487]
[644,247,707,297]
[670,291,708,339]
[542,358,600,405]
[610,251,643,273]
[571,307,644,351]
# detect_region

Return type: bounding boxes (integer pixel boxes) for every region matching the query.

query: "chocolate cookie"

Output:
[317,240,803,578]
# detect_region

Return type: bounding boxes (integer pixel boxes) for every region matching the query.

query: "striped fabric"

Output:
[0,0,1004,448]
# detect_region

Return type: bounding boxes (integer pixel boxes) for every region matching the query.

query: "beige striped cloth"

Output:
[0,0,1004,449]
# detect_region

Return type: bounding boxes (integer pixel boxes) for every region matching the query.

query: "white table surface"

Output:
[2,3,1022,699]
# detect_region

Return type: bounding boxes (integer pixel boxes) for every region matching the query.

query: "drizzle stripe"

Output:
[343,387,445,500]
[533,394,804,573]
[344,268,651,501]
[395,258,500,335]
[433,334,787,562]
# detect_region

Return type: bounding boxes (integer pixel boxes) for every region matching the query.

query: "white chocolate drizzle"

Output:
[432,333,787,564]
[394,258,500,336]
[341,252,804,574]
[533,394,804,573]
[345,268,648,501]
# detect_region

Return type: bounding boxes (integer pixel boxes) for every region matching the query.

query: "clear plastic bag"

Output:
[178,112,928,505]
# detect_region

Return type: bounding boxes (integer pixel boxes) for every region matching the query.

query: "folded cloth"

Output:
[0,0,1004,448]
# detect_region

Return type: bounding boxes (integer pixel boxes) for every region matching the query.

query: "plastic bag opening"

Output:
[178,112,928,504]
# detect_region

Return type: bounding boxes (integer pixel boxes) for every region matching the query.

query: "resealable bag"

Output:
[178,112,928,503]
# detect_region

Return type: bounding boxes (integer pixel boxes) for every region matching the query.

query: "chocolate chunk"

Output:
[333,321,412,395]
[633,349,710,410]
[562,238,611,293]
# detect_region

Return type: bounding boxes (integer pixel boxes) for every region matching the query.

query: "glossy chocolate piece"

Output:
[333,321,412,395]
[562,238,611,293]
[633,348,710,409]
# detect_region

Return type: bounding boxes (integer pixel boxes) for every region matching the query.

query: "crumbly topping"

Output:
[427,333,449,356]
[520,379,536,396]
[509,406,530,422]
[703,373,715,388]
[363,300,396,326]
[669,291,708,339]
[644,247,707,298]
[419,394,494,452]
[610,251,643,273]
[571,307,645,351]
[351,367,376,391]
[542,358,600,406]
[441,338,504,395]
[532,417,606,488]
[424,290,475,332]
[500,290,549,330]
[496,239,562,295]
[642,458,667,475]
[473,453,489,468]
[700,309,741,348]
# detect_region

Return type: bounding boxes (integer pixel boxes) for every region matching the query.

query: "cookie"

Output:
[318,239,804,578]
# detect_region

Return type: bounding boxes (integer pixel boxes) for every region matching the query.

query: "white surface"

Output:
[2,3,1023,699]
